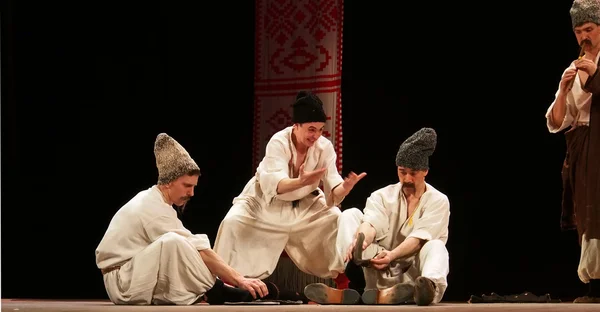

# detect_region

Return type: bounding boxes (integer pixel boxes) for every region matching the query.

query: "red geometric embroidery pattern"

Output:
[304,0,339,40]
[282,37,318,72]
[264,0,297,45]
[266,108,293,139]
[254,0,344,173]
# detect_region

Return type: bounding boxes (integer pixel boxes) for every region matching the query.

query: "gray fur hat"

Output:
[571,0,600,28]
[395,128,437,170]
[154,133,200,184]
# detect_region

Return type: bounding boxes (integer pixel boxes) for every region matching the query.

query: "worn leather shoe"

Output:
[574,296,600,303]
[304,283,361,304]
[361,282,414,305]
[414,276,435,306]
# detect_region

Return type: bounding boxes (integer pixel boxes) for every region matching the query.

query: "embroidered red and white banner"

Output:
[253,0,344,174]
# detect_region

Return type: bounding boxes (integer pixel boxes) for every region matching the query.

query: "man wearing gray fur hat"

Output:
[304,127,450,306]
[213,91,367,291]
[95,133,270,305]
[545,0,600,303]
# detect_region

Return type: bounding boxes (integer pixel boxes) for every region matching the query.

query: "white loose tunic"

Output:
[96,186,216,305]
[213,126,349,280]
[359,182,451,303]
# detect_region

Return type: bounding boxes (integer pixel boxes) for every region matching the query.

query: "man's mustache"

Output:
[402,183,415,188]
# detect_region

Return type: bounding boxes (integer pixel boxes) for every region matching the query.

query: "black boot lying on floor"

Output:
[260,281,308,304]
[206,279,304,305]
[204,279,254,305]
[468,291,560,303]
[259,281,280,300]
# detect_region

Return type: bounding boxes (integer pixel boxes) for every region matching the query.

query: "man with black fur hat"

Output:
[304,127,450,306]
[95,133,270,305]
[545,0,600,303]
[213,91,367,288]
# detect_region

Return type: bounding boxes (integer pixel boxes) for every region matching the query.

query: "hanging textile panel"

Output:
[253,0,344,174]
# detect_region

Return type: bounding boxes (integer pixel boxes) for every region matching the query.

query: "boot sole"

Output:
[304,283,360,305]
[362,283,414,305]
[414,276,435,306]
[352,232,371,267]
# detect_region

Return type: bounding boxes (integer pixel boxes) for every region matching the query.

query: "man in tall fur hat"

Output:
[545,0,600,303]
[95,133,270,305]
[304,127,451,306]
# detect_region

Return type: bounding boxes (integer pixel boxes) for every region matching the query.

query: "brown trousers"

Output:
[561,105,600,244]
[561,64,600,244]
[561,125,590,244]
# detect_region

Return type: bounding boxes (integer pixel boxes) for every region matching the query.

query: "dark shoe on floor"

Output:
[304,282,360,304]
[414,276,436,306]
[468,291,559,303]
[504,291,554,303]
[259,281,308,303]
[574,296,600,303]
[205,279,254,305]
[361,282,414,305]
[260,281,280,300]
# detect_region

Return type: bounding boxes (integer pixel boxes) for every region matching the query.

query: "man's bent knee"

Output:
[422,239,447,254]
[341,208,363,222]
[157,232,193,251]
[221,204,252,227]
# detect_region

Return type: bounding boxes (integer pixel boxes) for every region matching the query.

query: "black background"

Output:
[2,0,587,302]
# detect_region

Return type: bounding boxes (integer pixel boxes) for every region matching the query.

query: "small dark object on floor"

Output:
[224,299,303,305]
[468,291,561,303]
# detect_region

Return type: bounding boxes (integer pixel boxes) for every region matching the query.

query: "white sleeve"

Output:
[322,142,344,206]
[545,67,577,133]
[362,192,390,240]
[407,196,450,242]
[145,216,212,251]
[256,138,291,204]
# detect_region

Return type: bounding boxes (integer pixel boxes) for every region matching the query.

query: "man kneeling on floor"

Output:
[304,127,451,306]
[95,133,273,305]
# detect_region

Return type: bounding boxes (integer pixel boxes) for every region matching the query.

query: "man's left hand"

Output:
[342,171,367,190]
[370,249,394,270]
[575,58,597,77]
